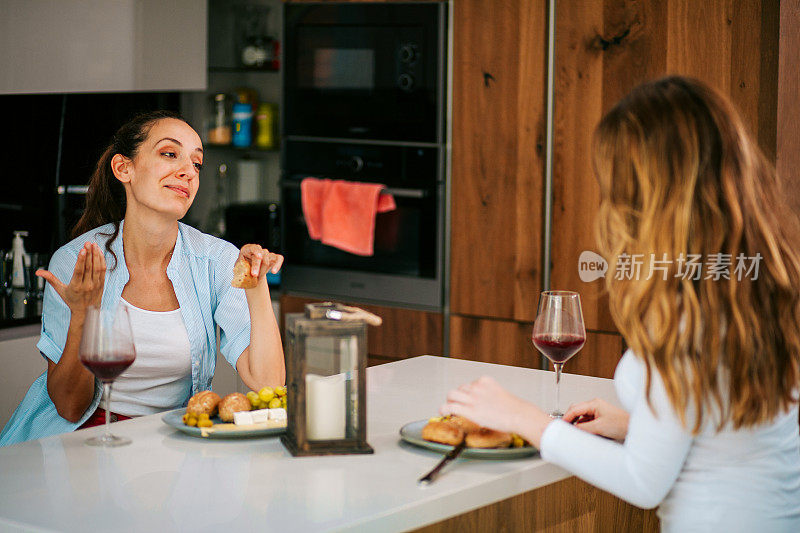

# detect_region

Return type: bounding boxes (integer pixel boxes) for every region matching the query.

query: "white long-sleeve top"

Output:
[540,350,800,532]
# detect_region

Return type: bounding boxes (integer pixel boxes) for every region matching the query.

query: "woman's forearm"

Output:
[46,314,96,422]
[238,283,285,389]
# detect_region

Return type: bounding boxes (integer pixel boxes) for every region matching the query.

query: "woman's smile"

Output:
[164,184,190,198]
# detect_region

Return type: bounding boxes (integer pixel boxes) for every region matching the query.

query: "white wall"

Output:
[0,0,207,94]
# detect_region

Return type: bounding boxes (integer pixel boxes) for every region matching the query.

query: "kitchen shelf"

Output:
[208,66,279,73]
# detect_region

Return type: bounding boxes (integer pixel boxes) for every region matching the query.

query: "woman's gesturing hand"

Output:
[36,242,106,318]
[562,398,630,441]
[239,244,284,282]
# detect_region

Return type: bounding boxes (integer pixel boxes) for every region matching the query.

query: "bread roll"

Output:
[186,390,221,416]
[218,393,251,422]
[448,415,481,434]
[231,258,258,289]
[421,420,464,446]
[465,427,513,448]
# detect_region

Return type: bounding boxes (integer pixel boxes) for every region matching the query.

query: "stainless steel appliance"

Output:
[281,141,443,309]
[281,2,447,310]
[283,2,446,143]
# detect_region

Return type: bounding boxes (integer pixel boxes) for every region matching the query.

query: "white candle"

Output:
[306,373,346,440]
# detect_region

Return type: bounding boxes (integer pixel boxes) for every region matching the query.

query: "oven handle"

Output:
[280,180,429,199]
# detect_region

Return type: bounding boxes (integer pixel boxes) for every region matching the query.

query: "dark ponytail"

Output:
[71,110,187,268]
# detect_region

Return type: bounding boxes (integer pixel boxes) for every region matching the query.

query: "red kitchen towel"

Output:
[301,177,396,256]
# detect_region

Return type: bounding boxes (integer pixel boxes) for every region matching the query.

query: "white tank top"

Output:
[108,298,193,416]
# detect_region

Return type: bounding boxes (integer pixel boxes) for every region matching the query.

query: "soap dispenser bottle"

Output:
[10,231,31,289]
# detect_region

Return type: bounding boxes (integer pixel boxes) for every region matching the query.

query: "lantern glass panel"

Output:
[305,334,360,441]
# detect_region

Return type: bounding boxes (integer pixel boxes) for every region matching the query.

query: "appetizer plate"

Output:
[161,408,286,440]
[399,420,539,459]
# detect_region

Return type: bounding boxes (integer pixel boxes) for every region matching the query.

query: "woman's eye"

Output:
[161,151,176,158]
[194,162,203,171]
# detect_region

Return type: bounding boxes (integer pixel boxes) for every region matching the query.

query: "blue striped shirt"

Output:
[0,221,251,446]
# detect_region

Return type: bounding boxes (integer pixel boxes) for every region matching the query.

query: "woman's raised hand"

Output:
[238,244,284,282]
[562,398,630,441]
[35,242,106,318]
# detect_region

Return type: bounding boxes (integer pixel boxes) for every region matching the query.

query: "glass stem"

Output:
[554,362,563,415]
[103,382,112,441]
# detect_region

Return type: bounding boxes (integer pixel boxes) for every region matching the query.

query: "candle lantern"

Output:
[281,302,379,456]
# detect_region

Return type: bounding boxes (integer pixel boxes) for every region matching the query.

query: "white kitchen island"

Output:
[0,356,655,532]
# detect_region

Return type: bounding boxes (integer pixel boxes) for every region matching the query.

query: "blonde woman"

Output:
[441,76,800,531]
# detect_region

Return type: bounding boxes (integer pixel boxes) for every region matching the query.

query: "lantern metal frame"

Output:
[281,305,374,456]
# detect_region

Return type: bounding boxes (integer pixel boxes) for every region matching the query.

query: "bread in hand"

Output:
[186,390,221,416]
[231,258,258,289]
[218,393,251,422]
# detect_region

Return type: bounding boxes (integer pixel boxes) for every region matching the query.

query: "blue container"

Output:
[232,103,253,147]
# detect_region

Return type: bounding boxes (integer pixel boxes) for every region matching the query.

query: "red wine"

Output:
[81,355,135,382]
[532,334,585,363]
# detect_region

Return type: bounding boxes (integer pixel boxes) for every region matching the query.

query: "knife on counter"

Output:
[417,439,467,486]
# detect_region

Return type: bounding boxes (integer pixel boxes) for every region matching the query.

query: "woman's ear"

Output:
[111,153,132,183]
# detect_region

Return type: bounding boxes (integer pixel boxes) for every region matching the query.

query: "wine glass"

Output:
[79,305,136,447]
[532,291,586,418]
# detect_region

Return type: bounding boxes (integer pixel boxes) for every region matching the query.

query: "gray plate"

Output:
[161,408,286,439]
[399,420,539,459]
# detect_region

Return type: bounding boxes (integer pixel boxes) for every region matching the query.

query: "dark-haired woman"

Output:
[440,77,800,531]
[1,112,284,446]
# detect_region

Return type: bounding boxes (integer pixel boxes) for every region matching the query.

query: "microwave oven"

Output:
[283,2,447,143]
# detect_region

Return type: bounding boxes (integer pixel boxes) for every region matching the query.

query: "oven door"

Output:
[284,2,445,143]
[281,142,443,308]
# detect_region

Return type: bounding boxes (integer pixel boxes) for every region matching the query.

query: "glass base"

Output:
[549,411,564,419]
[85,434,131,447]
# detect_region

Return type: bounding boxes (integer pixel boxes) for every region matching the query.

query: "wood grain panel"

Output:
[666,0,732,92]
[450,315,624,378]
[550,1,609,333]
[450,315,538,369]
[450,0,546,321]
[570,330,625,379]
[778,1,800,214]
[415,475,658,533]
[552,0,780,333]
[280,295,443,363]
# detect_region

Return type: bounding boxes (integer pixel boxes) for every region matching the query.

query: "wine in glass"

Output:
[79,305,136,447]
[532,291,586,418]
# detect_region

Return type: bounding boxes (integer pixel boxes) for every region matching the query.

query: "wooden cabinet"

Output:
[450,0,547,323]
[550,0,780,335]
[280,295,443,367]
[450,0,788,378]
[450,315,624,379]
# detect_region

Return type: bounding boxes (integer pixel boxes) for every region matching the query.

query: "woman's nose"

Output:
[177,158,198,178]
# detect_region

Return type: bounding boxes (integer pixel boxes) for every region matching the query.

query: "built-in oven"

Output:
[281,141,444,309]
[283,2,446,143]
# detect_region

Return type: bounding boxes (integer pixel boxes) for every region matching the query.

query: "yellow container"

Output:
[255,103,276,149]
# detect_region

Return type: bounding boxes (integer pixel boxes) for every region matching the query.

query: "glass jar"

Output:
[207,93,232,145]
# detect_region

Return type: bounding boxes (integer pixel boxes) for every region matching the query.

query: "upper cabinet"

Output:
[0,0,207,94]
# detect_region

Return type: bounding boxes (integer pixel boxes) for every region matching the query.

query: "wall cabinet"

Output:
[450,0,793,378]
[0,0,206,94]
[280,295,443,368]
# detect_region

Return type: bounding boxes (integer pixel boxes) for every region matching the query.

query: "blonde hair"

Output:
[594,76,800,432]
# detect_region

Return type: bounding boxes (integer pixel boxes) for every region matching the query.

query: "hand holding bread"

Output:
[232,244,284,289]
[439,375,552,450]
